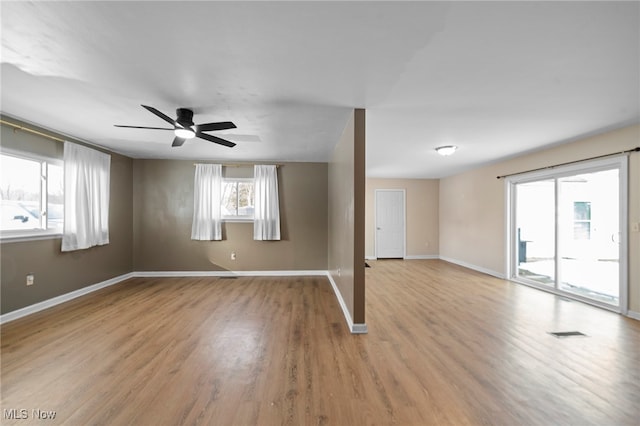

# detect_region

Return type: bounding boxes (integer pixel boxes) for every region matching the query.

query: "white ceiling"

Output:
[1,1,638,178]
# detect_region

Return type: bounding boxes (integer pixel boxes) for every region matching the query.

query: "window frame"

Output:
[221,177,255,222]
[0,149,64,242]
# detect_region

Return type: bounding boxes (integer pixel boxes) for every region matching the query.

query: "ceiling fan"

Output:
[115,105,237,147]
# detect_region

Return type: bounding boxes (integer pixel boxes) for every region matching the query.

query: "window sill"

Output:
[1,230,63,244]
[222,218,254,223]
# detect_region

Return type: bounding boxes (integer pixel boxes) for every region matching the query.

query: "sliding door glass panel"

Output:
[515,179,555,286]
[557,169,619,305]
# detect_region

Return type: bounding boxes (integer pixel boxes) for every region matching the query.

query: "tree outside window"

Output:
[221,179,254,220]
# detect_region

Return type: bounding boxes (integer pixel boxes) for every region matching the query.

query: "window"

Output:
[573,201,591,240]
[221,179,254,220]
[0,152,63,238]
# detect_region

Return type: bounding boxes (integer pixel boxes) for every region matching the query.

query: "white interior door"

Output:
[375,189,405,258]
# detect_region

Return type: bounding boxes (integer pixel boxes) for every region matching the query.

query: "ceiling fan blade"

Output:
[114,125,174,130]
[141,105,177,126]
[195,121,237,132]
[172,136,186,147]
[196,132,236,147]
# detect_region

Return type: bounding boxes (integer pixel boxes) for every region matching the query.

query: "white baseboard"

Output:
[0,272,134,324]
[325,272,368,334]
[351,323,369,333]
[438,256,506,279]
[366,255,439,261]
[404,255,439,260]
[627,310,640,321]
[133,270,327,278]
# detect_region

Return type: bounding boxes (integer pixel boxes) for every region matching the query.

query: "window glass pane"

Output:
[558,168,619,305]
[515,179,555,286]
[0,154,42,231]
[237,182,254,216]
[573,222,591,240]
[221,181,238,216]
[221,180,254,219]
[47,163,64,229]
[573,201,591,221]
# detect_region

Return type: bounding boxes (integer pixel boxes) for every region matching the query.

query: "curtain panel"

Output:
[61,142,111,252]
[191,163,223,240]
[253,165,281,240]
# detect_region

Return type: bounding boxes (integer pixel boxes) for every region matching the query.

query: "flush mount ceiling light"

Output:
[174,127,195,139]
[435,145,457,156]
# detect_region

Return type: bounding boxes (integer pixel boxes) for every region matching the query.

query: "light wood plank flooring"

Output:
[2,260,639,425]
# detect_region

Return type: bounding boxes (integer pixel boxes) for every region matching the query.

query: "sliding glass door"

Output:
[509,157,627,312]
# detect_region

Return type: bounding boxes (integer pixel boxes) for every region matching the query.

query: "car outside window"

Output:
[0,152,63,239]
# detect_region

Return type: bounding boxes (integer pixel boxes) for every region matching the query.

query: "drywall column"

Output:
[353,109,366,325]
[328,109,367,332]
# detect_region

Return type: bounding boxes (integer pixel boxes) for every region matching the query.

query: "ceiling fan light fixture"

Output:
[436,145,457,156]
[175,127,195,139]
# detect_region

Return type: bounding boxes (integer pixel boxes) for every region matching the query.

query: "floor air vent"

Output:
[548,331,587,338]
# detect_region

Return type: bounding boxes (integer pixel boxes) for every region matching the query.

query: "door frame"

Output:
[504,155,628,314]
[374,189,406,259]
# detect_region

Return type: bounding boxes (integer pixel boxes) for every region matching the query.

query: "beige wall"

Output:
[365,178,439,259]
[439,124,640,313]
[1,120,133,314]
[133,160,328,271]
[328,109,366,325]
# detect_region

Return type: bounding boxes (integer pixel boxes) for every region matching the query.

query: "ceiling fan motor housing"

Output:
[176,108,194,128]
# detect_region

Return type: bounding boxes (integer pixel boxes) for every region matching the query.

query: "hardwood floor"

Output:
[2,260,639,425]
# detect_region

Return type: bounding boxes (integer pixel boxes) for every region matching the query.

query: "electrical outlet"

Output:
[231,252,237,260]
[631,222,640,233]
[26,273,34,286]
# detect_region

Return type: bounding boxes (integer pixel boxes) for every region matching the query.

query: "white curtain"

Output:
[61,142,111,252]
[191,164,223,240]
[253,165,280,240]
